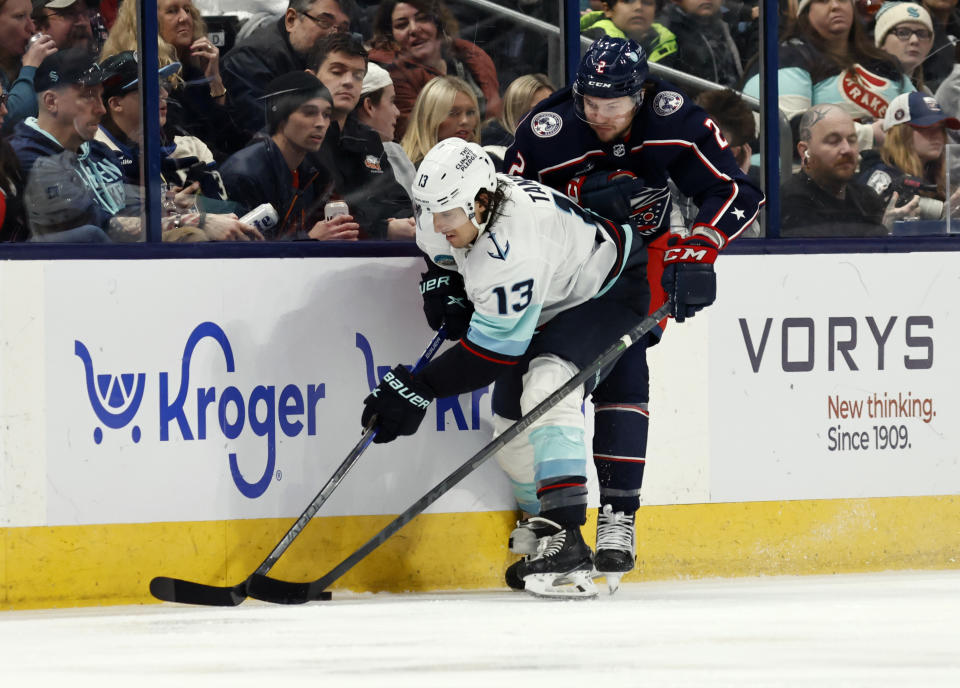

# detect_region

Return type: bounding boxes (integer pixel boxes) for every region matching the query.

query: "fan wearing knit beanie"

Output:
[742,0,914,152]
[874,2,936,90]
[220,71,360,241]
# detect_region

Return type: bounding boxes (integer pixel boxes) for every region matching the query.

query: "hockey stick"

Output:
[149,327,448,606]
[246,301,672,604]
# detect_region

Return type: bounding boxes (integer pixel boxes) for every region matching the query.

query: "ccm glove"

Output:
[661,235,718,323]
[361,365,435,444]
[420,269,473,340]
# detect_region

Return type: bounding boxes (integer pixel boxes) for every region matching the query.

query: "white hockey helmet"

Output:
[411,139,497,228]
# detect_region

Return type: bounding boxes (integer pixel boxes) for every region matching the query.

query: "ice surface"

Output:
[1,570,959,687]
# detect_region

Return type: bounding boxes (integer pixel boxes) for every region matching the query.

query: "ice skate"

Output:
[508,516,561,555]
[594,504,636,594]
[513,527,598,599]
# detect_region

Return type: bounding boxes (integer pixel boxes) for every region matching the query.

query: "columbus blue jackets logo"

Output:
[629,186,672,235]
[531,112,562,138]
[653,91,684,116]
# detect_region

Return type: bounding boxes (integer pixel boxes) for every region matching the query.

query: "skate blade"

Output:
[590,570,624,594]
[523,571,599,599]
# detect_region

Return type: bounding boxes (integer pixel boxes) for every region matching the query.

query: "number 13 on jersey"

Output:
[492,279,534,314]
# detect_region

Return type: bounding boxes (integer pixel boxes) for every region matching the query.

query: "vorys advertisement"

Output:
[709,253,959,502]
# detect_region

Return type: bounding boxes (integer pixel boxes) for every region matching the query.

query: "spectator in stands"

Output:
[400,74,480,166]
[934,63,960,142]
[221,71,359,240]
[875,1,935,92]
[921,0,960,90]
[0,85,29,240]
[725,0,761,64]
[858,91,960,219]
[781,103,909,235]
[367,0,500,140]
[580,0,679,67]
[356,61,416,198]
[100,0,245,160]
[309,33,415,240]
[221,0,350,138]
[0,0,57,133]
[30,0,93,52]
[7,48,130,241]
[670,87,760,232]
[480,72,553,164]
[95,50,261,241]
[659,0,744,87]
[743,0,913,153]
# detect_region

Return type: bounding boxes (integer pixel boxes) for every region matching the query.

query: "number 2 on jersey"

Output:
[493,279,534,314]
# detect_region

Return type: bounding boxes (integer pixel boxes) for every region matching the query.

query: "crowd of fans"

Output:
[0,0,956,241]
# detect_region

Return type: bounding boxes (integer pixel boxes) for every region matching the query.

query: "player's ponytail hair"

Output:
[478,179,509,230]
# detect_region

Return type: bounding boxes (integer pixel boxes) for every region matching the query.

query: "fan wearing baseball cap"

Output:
[7,47,136,240]
[94,50,182,186]
[30,0,94,53]
[355,61,415,202]
[858,91,960,220]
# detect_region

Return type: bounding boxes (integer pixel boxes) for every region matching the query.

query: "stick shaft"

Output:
[311,304,670,593]
[251,328,447,576]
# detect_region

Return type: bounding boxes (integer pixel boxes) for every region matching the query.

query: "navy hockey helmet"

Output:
[574,37,648,103]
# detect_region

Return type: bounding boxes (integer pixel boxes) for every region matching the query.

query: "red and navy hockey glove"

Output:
[361,365,435,443]
[661,235,718,323]
[567,170,671,238]
[420,268,473,340]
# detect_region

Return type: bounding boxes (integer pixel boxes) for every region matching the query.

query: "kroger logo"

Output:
[75,322,325,500]
[76,322,492,500]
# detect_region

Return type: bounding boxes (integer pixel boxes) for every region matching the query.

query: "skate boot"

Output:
[505,517,561,591]
[508,516,562,555]
[511,527,598,599]
[594,504,636,593]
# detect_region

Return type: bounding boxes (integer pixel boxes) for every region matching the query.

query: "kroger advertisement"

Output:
[17,250,960,528]
[708,252,960,502]
[44,257,511,526]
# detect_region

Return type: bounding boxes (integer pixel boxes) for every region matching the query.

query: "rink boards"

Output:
[1,253,959,609]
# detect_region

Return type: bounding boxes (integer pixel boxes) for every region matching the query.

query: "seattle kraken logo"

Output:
[486,231,510,261]
[74,340,146,444]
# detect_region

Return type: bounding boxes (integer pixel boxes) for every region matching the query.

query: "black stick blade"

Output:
[149,576,247,606]
[247,574,332,604]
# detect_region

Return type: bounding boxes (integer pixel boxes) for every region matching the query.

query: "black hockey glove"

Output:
[361,365,435,444]
[420,268,473,340]
[661,235,718,323]
[569,170,671,238]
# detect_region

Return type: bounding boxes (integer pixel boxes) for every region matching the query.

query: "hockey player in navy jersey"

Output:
[361,137,669,598]
[501,37,764,591]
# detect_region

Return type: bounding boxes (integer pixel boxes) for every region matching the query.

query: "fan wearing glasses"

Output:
[30,0,93,52]
[875,2,936,92]
[221,0,351,138]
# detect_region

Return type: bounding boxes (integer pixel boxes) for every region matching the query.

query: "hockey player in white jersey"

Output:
[361,138,667,598]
